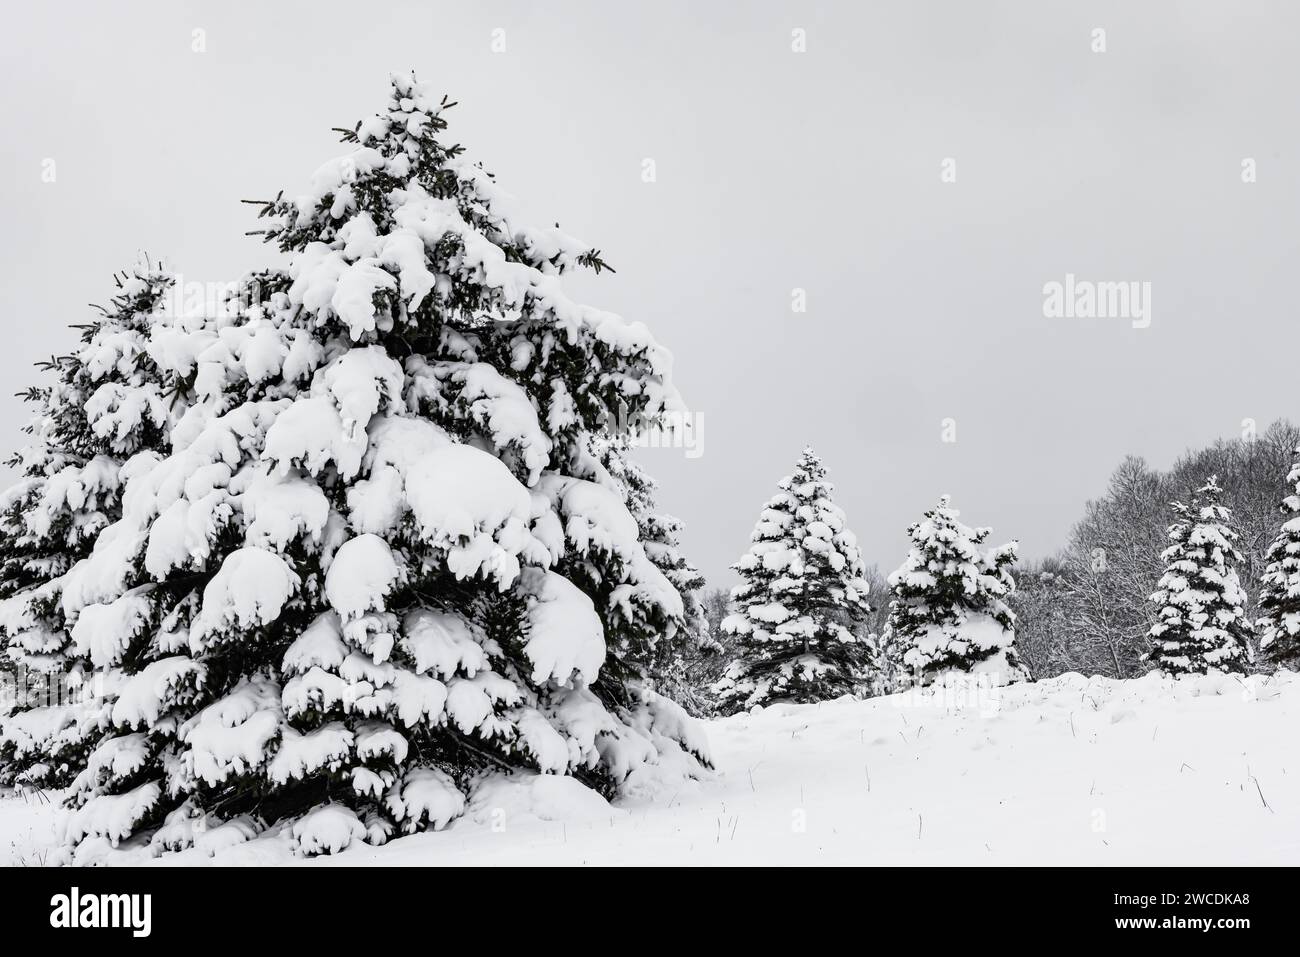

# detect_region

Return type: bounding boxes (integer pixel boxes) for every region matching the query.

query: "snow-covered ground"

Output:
[2,670,1296,866]
[0,787,60,866]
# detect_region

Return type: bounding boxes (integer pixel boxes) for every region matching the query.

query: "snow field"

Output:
[4,669,1291,866]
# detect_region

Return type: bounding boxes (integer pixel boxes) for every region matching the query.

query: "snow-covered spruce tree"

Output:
[714,447,872,711]
[884,495,1027,685]
[43,73,709,862]
[1257,449,1300,668]
[592,434,720,714]
[872,626,912,695]
[1146,477,1253,675]
[0,263,180,789]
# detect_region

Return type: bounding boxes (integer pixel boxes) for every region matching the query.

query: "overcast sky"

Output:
[2,1,1298,588]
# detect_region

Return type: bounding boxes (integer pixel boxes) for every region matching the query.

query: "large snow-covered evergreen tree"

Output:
[714,447,872,711]
[1146,477,1253,675]
[0,263,181,789]
[1257,449,1300,668]
[0,74,710,862]
[883,495,1027,685]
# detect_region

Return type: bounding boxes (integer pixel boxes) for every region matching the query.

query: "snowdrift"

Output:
[2,670,1296,866]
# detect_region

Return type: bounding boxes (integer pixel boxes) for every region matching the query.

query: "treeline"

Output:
[1012,419,1299,679]
[672,420,1300,715]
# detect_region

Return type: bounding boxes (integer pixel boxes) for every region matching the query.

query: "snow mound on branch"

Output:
[290,804,368,856]
[269,725,354,785]
[112,656,206,728]
[403,443,538,584]
[239,470,330,551]
[630,686,713,768]
[326,534,400,619]
[385,767,466,834]
[263,395,366,480]
[150,804,261,860]
[320,346,405,431]
[60,523,149,616]
[71,588,152,669]
[0,705,80,758]
[520,568,606,686]
[191,548,300,646]
[401,608,487,678]
[78,734,150,786]
[178,677,283,786]
[422,359,552,485]
[539,474,640,559]
[346,464,404,535]
[282,612,348,673]
[362,414,452,475]
[64,780,161,847]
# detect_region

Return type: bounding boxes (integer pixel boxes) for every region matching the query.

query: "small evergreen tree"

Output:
[1257,449,1300,668]
[715,447,872,711]
[884,495,1027,685]
[874,625,914,694]
[0,263,180,789]
[592,435,721,714]
[1146,477,1253,675]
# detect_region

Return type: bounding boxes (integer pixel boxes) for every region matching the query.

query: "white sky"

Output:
[2,1,1297,587]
